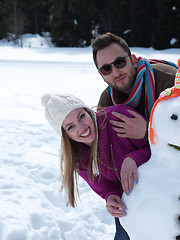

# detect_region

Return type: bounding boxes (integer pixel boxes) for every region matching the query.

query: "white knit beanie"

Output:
[41,93,94,136]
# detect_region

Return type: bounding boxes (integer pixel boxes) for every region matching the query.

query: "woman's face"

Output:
[62,108,96,146]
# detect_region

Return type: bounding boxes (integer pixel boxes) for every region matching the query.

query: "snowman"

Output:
[121,60,180,240]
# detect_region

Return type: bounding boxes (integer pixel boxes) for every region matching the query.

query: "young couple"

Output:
[42,33,177,239]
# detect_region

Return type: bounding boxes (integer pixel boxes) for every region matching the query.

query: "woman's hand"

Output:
[120,157,138,195]
[106,194,127,218]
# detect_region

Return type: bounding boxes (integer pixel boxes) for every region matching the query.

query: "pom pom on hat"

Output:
[41,93,52,107]
[41,93,92,136]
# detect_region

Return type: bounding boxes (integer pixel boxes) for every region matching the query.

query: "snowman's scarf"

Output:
[110,57,177,119]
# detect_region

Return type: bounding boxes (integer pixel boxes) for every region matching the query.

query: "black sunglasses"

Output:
[98,55,129,76]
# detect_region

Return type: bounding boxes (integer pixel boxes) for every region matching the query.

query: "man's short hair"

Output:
[92,32,131,68]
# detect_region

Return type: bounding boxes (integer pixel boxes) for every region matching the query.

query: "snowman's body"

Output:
[121,96,180,240]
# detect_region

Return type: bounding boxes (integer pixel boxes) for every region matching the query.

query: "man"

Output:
[91,32,177,240]
[92,32,177,140]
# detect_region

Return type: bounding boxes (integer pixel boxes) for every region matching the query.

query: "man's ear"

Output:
[131,54,138,67]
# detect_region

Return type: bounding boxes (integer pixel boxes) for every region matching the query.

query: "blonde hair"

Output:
[60,108,99,207]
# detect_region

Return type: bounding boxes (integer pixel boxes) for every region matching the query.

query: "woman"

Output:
[41,93,151,239]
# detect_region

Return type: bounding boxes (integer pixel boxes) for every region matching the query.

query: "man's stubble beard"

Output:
[113,68,136,95]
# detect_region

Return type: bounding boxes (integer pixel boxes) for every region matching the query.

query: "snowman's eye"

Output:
[171,114,178,120]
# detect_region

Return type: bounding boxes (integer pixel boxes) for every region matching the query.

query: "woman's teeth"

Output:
[81,128,90,137]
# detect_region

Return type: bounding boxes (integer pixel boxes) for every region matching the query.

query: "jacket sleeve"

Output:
[78,169,123,201]
[108,104,151,167]
[124,138,151,166]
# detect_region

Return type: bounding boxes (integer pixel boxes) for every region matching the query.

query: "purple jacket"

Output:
[78,104,151,201]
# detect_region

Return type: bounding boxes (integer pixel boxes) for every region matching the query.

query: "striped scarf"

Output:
[110,57,177,119]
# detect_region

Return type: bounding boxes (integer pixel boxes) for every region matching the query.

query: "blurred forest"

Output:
[0,0,180,49]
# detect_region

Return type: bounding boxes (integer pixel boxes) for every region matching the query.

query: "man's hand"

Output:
[110,109,147,139]
[106,194,127,218]
[120,157,138,195]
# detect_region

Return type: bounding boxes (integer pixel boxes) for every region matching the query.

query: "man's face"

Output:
[96,43,137,95]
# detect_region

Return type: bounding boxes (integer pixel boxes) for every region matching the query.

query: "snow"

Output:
[0,34,180,240]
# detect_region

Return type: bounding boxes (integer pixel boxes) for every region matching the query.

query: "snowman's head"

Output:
[149,63,180,158]
[149,95,180,149]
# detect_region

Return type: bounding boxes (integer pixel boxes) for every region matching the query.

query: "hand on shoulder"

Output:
[110,109,147,139]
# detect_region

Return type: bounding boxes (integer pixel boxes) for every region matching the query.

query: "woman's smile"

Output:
[80,127,91,137]
[62,108,96,146]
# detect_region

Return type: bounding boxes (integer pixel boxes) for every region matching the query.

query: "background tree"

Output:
[121,0,159,47]
[94,0,125,36]
[169,0,180,48]
[50,0,77,47]
[0,0,8,39]
[22,0,51,34]
[50,0,95,47]
[0,0,179,49]
[152,0,176,49]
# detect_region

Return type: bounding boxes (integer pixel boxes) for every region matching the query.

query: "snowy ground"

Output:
[0,34,180,240]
